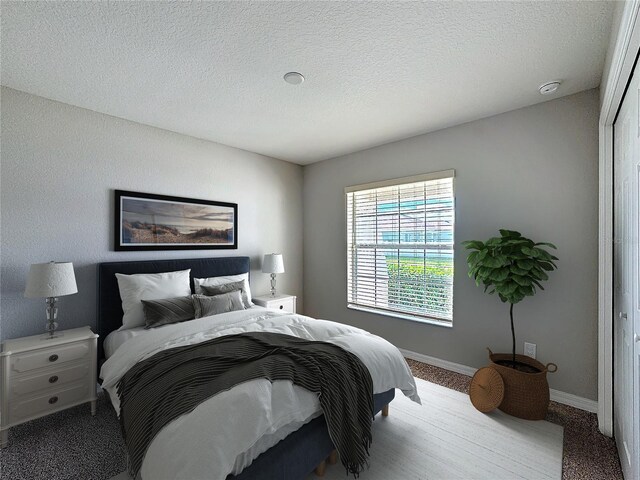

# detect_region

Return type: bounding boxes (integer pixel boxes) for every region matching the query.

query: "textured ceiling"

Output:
[1,1,614,164]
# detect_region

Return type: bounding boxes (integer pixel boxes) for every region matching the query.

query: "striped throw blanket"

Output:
[116,331,374,478]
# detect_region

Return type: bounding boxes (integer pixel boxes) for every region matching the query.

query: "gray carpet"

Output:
[0,390,126,480]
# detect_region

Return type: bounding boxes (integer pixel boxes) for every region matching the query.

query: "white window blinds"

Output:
[346,170,455,323]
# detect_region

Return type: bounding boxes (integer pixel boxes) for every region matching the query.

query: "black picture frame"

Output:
[114,190,238,251]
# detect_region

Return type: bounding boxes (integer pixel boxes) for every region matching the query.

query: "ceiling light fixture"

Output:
[539,81,562,95]
[284,72,305,85]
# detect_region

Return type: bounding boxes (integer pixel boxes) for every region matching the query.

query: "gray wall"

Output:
[1,86,600,399]
[0,87,303,341]
[303,89,599,400]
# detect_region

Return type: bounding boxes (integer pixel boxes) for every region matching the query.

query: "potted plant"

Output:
[462,229,558,420]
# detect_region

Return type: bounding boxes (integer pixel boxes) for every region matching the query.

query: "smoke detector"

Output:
[284,72,305,85]
[539,81,561,95]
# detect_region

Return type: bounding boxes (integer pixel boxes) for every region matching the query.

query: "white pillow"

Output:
[116,269,191,330]
[193,273,253,305]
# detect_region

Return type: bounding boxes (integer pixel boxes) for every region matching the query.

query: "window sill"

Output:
[347,304,453,328]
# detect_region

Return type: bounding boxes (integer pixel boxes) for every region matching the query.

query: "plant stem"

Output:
[510,303,516,368]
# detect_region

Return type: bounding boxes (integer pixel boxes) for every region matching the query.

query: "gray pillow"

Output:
[141,295,195,329]
[192,290,246,318]
[200,281,252,308]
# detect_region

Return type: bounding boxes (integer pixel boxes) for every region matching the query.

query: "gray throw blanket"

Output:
[116,331,374,478]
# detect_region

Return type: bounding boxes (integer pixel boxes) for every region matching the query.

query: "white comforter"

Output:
[100,307,420,480]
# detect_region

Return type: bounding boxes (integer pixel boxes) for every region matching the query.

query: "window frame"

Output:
[345,169,455,327]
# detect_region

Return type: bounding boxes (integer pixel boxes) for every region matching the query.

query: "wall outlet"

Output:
[524,342,536,359]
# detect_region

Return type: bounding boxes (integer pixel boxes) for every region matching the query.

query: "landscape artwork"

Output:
[114,190,237,251]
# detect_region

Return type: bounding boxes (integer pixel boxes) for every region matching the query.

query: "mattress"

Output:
[100,307,420,479]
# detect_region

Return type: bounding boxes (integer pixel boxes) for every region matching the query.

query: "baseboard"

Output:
[548,389,598,413]
[400,348,477,376]
[400,348,599,414]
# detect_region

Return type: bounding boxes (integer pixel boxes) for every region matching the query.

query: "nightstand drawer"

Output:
[268,298,295,312]
[9,382,89,424]
[253,296,296,313]
[10,363,90,397]
[11,342,90,374]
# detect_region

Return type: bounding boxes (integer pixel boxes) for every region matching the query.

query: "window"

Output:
[346,170,455,325]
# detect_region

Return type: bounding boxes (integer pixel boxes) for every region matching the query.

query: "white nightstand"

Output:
[253,294,297,314]
[0,326,98,448]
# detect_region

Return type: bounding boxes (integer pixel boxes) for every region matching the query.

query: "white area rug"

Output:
[310,378,564,480]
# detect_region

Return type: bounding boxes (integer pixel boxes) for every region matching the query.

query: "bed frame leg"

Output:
[328,449,338,465]
[382,404,389,417]
[315,460,327,476]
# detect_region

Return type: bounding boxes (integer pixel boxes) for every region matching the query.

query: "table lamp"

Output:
[262,254,284,297]
[25,261,78,339]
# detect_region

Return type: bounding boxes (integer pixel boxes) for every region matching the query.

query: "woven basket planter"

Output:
[487,348,557,420]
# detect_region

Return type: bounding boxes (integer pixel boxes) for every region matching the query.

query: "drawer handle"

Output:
[48,396,58,405]
[49,375,59,384]
[279,305,284,309]
[49,354,59,362]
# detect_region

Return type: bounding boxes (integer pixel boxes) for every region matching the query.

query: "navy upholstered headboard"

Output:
[96,256,250,361]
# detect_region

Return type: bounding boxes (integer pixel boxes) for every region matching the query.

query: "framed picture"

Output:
[114,190,237,251]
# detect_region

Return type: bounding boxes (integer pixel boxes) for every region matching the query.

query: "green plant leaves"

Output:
[461,240,484,250]
[520,246,539,257]
[539,261,555,271]
[490,267,510,282]
[461,229,558,305]
[504,238,531,246]
[478,266,493,277]
[509,265,528,276]
[533,248,558,263]
[482,255,504,268]
[535,242,557,249]
[485,237,503,247]
[512,275,532,286]
[531,279,545,291]
[496,282,518,296]
[516,259,534,270]
[499,229,521,238]
[532,266,549,279]
[518,285,534,296]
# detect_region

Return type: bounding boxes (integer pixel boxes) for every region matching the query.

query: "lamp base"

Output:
[270,273,277,297]
[44,297,61,339]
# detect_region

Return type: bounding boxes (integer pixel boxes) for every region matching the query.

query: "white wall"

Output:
[303,89,600,400]
[0,87,303,341]
[600,0,626,108]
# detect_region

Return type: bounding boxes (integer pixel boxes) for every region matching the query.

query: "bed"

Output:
[97,256,419,479]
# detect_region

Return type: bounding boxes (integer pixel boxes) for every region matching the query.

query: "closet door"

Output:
[613,63,639,480]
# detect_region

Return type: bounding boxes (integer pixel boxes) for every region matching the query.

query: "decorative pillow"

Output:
[115,269,191,330]
[200,281,252,308]
[193,273,253,306]
[141,295,195,329]
[192,291,245,318]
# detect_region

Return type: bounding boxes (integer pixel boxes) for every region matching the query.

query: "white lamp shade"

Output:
[262,254,285,274]
[25,262,78,298]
